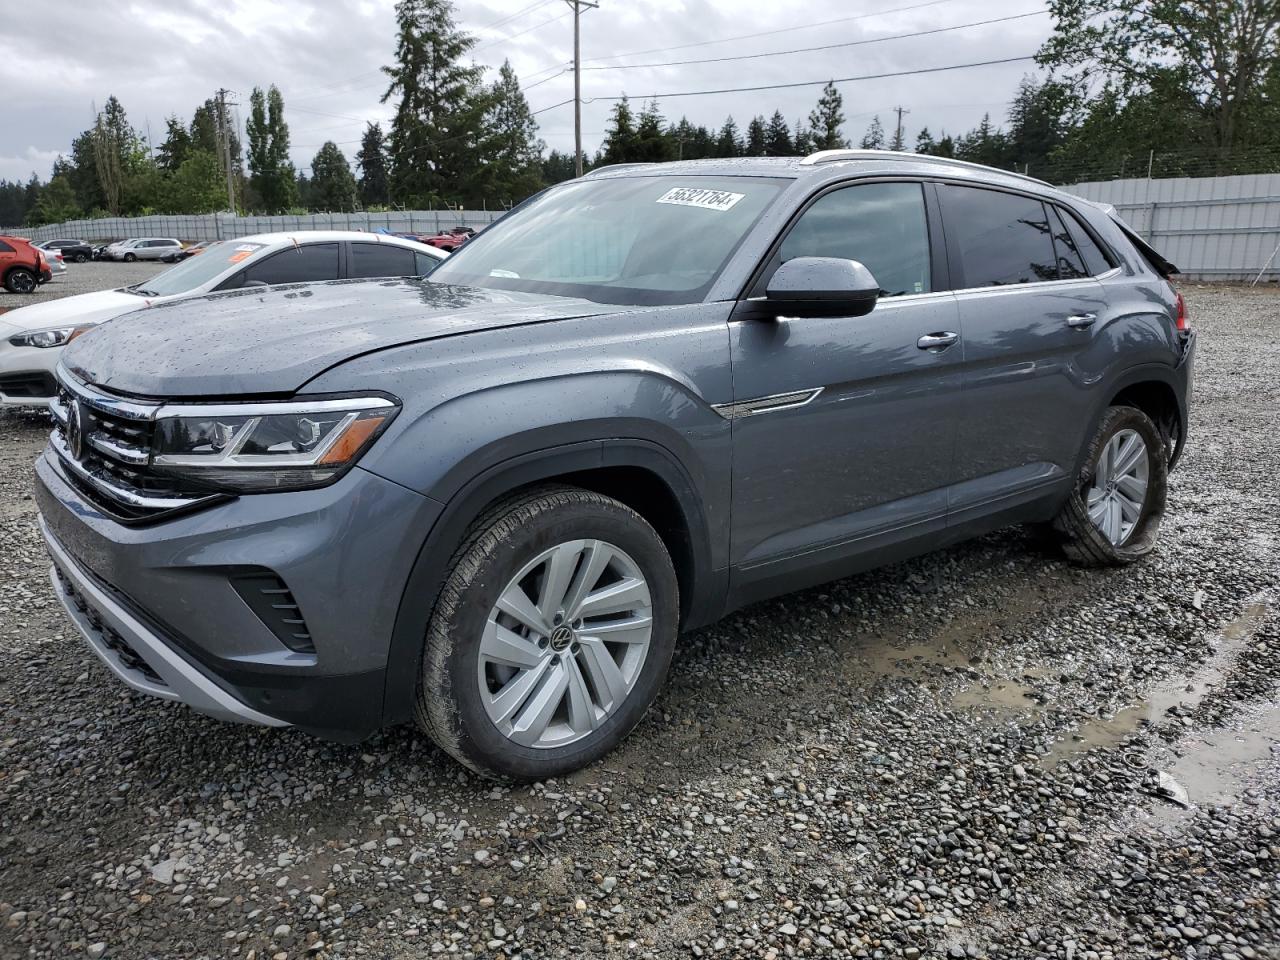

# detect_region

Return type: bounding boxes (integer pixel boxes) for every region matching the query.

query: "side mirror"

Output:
[765,257,880,317]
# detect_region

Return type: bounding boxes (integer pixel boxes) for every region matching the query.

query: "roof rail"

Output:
[800,149,1051,188]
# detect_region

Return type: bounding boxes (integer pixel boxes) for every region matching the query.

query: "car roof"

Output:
[583,150,1071,203]
[222,231,449,257]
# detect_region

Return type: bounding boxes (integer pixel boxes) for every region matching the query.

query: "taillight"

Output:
[1174,291,1189,333]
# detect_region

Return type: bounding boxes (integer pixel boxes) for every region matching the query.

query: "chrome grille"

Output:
[49,370,219,521]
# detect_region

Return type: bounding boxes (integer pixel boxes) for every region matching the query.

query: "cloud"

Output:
[0,0,1053,182]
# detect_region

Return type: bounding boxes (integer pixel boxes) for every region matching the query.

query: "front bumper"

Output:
[35,448,443,739]
[0,341,60,407]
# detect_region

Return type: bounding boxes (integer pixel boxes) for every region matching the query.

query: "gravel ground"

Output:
[0,261,166,312]
[1,285,1278,960]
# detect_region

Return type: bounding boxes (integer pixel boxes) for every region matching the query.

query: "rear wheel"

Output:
[416,486,679,780]
[1050,405,1167,565]
[123,253,137,262]
[5,268,37,294]
[73,252,88,263]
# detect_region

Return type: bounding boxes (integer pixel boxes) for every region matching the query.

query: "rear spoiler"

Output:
[1087,200,1180,278]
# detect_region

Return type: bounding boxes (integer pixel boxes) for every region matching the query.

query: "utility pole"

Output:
[216,88,238,212]
[564,0,598,178]
[892,105,910,152]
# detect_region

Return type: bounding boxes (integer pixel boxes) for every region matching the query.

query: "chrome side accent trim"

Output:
[41,516,288,727]
[713,388,824,420]
[87,431,150,465]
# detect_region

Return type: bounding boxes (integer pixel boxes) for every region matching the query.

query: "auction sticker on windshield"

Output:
[656,187,745,212]
[228,243,265,264]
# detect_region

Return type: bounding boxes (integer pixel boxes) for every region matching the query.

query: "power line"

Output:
[580,0,961,64]
[477,0,556,34]
[580,10,1049,72]
[531,54,1038,113]
[474,9,570,52]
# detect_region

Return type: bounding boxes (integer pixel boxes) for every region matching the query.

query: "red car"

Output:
[418,226,476,252]
[0,236,53,294]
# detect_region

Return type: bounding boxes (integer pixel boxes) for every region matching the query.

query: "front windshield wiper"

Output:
[127,286,160,297]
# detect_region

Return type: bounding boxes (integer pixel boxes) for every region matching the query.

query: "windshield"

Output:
[429,175,787,305]
[127,240,266,297]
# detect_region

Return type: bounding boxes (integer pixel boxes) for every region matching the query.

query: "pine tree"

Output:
[634,100,673,162]
[744,116,767,156]
[482,61,544,202]
[860,116,885,150]
[808,82,848,150]
[915,127,936,154]
[715,116,742,157]
[889,120,906,152]
[309,142,358,211]
[764,111,793,156]
[156,117,191,172]
[356,122,391,207]
[793,118,813,155]
[247,85,297,212]
[29,176,79,225]
[90,96,141,214]
[601,96,638,164]
[382,0,489,206]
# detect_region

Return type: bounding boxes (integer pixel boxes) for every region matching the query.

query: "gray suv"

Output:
[36,152,1195,780]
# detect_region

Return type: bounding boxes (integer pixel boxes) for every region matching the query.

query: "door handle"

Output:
[1067,313,1098,329]
[917,331,959,350]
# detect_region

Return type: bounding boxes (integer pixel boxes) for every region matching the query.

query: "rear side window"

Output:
[349,242,415,279]
[1047,206,1090,279]
[239,243,340,286]
[415,252,441,276]
[1057,207,1112,276]
[778,182,932,296]
[942,185,1058,286]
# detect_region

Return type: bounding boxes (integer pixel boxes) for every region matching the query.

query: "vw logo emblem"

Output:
[66,399,85,461]
[549,625,575,652]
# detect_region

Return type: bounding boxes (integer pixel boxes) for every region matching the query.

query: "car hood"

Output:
[0,288,155,333]
[62,277,611,398]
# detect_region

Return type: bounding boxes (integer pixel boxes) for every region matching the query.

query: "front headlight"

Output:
[9,325,93,348]
[151,396,398,492]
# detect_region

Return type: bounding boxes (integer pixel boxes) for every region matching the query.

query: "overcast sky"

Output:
[0,0,1054,185]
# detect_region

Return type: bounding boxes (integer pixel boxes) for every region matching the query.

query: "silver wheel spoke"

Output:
[1116,473,1147,503]
[562,541,613,621]
[1115,489,1143,525]
[488,657,552,725]
[479,621,544,670]
[497,584,547,637]
[576,636,629,711]
[1095,439,1112,485]
[1088,498,1110,528]
[537,542,581,622]
[1107,496,1123,543]
[581,614,653,645]
[1113,433,1145,478]
[576,577,649,619]
[564,656,598,735]
[509,662,569,746]
[1085,428,1149,547]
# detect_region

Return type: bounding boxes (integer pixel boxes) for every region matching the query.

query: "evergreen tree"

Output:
[934,133,956,158]
[793,119,813,155]
[247,85,297,212]
[356,122,391,207]
[90,95,143,214]
[29,176,78,225]
[808,82,848,150]
[310,141,358,211]
[860,116,885,150]
[600,96,638,164]
[764,111,793,156]
[633,100,673,162]
[889,119,906,152]
[915,127,937,154]
[1006,76,1071,171]
[156,117,191,172]
[542,149,579,184]
[67,131,106,212]
[164,150,227,213]
[382,0,489,206]
[745,116,767,156]
[482,60,544,202]
[715,116,742,157]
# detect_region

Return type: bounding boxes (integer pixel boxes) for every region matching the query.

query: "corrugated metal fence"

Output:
[5,210,503,243]
[1062,173,1280,282]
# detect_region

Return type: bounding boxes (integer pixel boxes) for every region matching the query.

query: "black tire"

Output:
[1050,405,1168,566]
[73,253,88,263]
[416,485,679,781]
[123,253,137,262]
[4,268,38,294]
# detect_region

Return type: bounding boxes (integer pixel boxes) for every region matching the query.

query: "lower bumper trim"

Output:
[40,515,289,728]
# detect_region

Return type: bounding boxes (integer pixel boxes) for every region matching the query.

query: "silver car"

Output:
[109,238,184,262]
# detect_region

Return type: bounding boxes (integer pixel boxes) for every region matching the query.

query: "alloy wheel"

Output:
[477,538,653,749]
[1086,428,1149,545]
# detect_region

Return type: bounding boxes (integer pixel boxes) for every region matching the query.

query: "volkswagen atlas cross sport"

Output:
[36,151,1195,780]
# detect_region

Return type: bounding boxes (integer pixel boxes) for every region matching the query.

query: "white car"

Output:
[0,231,448,408]
[35,245,68,281]
[105,238,184,262]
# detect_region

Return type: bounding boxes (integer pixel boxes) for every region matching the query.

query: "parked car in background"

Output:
[178,240,215,260]
[43,248,67,281]
[32,153,1193,780]
[0,231,447,407]
[0,235,53,294]
[419,226,476,251]
[92,242,116,261]
[37,239,94,263]
[105,238,184,262]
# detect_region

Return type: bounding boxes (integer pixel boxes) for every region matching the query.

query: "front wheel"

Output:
[416,486,679,780]
[73,253,88,263]
[5,268,37,294]
[1050,405,1168,565]
[123,253,137,262]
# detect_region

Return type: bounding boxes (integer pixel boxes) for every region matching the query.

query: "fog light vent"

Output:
[230,571,316,654]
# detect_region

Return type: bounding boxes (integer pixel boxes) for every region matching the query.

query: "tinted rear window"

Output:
[942,185,1059,286]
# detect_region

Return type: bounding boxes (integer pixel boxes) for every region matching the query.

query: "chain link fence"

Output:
[3,210,503,243]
